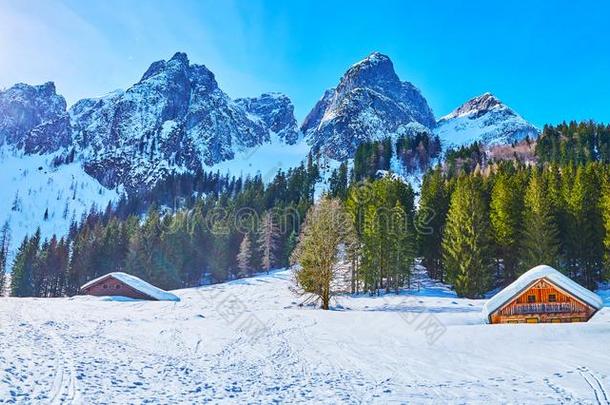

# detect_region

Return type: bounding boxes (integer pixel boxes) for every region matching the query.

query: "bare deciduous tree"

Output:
[291,197,358,310]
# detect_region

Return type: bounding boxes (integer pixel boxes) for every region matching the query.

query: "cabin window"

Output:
[527,295,536,303]
[103,284,108,289]
[115,284,121,289]
[548,294,557,302]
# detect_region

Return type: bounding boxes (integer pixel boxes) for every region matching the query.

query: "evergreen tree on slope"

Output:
[11,229,41,297]
[520,169,561,272]
[416,168,449,281]
[442,176,493,298]
[489,167,525,284]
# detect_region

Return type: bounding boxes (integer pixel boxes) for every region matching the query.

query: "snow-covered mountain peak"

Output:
[441,92,505,120]
[435,93,539,146]
[301,52,435,159]
[234,92,300,144]
[341,51,401,95]
[139,51,205,84]
[169,51,189,64]
[349,51,394,72]
[67,52,300,190]
[0,82,72,154]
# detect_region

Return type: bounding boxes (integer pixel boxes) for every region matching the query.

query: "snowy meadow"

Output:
[1,268,609,404]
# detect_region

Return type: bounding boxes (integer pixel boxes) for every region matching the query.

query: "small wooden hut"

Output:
[483,265,602,324]
[80,272,179,301]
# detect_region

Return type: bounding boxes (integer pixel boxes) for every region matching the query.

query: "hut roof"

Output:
[482,265,603,322]
[81,272,180,301]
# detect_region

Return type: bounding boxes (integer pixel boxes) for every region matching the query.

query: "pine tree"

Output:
[160,212,192,288]
[34,238,51,296]
[284,230,298,266]
[349,176,416,294]
[489,168,525,284]
[442,176,493,298]
[389,202,416,292]
[416,168,449,281]
[563,164,604,287]
[520,169,561,272]
[11,229,41,297]
[11,191,20,211]
[208,233,232,282]
[329,162,349,200]
[258,211,280,274]
[236,233,253,278]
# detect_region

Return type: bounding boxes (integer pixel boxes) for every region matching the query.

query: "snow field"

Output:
[0,268,609,404]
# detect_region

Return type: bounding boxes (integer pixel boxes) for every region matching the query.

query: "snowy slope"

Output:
[0,146,120,261]
[435,93,539,147]
[208,134,310,180]
[1,267,608,403]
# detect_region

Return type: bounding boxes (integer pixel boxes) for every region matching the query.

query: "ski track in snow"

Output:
[1,269,609,404]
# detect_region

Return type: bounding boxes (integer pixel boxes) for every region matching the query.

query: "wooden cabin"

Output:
[483,265,603,324]
[80,272,179,301]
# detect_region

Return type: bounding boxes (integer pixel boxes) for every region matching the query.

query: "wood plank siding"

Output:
[80,275,156,300]
[489,279,597,324]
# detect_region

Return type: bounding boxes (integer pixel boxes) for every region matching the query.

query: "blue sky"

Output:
[1,0,609,126]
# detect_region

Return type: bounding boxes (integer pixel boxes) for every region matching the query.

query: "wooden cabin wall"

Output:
[490,280,596,324]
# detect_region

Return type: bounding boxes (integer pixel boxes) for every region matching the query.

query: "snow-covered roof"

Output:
[80,272,180,302]
[482,265,603,322]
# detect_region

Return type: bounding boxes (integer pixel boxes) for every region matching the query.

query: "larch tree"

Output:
[0,222,10,295]
[258,211,280,274]
[602,172,610,281]
[291,197,357,310]
[442,176,493,298]
[236,233,254,278]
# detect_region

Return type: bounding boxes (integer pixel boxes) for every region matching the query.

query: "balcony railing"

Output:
[512,303,573,314]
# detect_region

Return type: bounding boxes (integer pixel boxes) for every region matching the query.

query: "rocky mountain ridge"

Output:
[0,52,540,191]
[0,82,72,154]
[301,52,436,159]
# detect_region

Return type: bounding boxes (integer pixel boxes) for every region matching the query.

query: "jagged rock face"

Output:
[0,82,72,154]
[234,93,299,144]
[69,52,277,190]
[301,52,435,160]
[435,93,539,146]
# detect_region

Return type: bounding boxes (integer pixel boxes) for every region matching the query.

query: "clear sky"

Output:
[1,0,609,126]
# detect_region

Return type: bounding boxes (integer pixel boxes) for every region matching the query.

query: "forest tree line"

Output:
[418,161,610,297]
[5,121,610,301]
[306,121,610,303]
[8,160,320,297]
[536,121,610,165]
[292,176,418,309]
